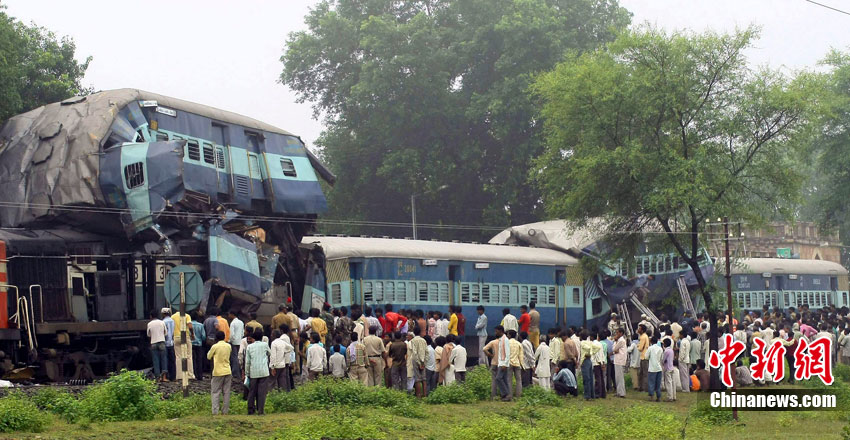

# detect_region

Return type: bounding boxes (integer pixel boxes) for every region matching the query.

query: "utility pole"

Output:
[179,271,188,398]
[411,194,417,240]
[723,217,738,422]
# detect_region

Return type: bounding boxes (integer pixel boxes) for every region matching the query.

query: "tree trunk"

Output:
[687,259,721,390]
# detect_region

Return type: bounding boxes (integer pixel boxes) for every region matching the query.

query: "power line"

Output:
[804,0,850,16]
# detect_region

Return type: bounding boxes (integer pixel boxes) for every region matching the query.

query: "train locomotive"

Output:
[0,89,334,380]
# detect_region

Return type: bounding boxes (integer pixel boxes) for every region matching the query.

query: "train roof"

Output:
[0,89,333,228]
[302,236,579,266]
[727,258,849,276]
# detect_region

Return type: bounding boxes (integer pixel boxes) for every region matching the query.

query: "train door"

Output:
[449,265,460,307]
[94,271,126,321]
[69,274,89,322]
[349,261,363,306]
[555,269,566,325]
[228,148,252,209]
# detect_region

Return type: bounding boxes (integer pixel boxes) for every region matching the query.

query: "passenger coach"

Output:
[729,258,850,312]
[300,236,610,338]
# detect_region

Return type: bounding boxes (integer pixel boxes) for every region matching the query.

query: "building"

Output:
[708,221,841,263]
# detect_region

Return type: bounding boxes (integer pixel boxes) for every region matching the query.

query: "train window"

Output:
[385,281,394,302]
[592,298,602,315]
[124,162,145,189]
[331,284,342,305]
[203,142,215,165]
[764,279,770,290]
[249,154,262,178]
[374,281,384,302]
[461,284,470,303]
[831,277,838,291]
[808,292,814,307]
[280,158,297,178]
[573,288,580,305]
[419,283,428,302]
[548,287,556,305]
[439,283,449,302]
[72,277,85,296]
[620,261,628,277]
[245,131,261,150]
[501,285,510,304]
[471,284,480,303]
[643,258,651,274]
[482,285,490,303]
[665,257,672,272]
[363,281,373,302]
[784,292,790,307]
[215,146,226,169]
[187,140,201,161]
[427,283,438,302]
[520,286,529,305]
[155,131,169,142]
[844,292,848,305]
[636,258,643,275]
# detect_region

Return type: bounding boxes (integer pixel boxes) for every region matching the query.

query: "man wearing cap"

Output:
[607,313,620,336]
[638,314,655,337]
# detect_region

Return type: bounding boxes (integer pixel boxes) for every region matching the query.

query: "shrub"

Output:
[463,366,492,401]
[0,393,51,433]
[79,369,159,422]
[451,414,549,440]
[276,411,388,440]
[154,393,209,419]
[267,389,307,413]
[424,383,476,404]
[518,386,563,407]
[690,398,736,426]
[32,387,81,422]
[835,363,850,385]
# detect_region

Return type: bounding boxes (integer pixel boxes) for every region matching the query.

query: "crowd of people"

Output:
[144,299,850,414]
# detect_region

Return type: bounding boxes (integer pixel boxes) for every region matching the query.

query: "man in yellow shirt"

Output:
[508,330,523,399]
[309,308,328,344]
[271,304,289,331]
[172,310,195,381]
[448,307,459,336]
[207,331,232,415]
[637,324,650,392]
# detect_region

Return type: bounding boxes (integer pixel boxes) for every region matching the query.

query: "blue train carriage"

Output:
[490,219,715,323]
[300,236,611,346]
[727,258,850,313]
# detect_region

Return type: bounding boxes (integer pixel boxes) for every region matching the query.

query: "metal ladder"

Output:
[677,275,697,317]
[628,291,660,327]
[616,302,633,339]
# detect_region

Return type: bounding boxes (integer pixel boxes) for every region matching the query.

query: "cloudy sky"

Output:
[4,0,848,149]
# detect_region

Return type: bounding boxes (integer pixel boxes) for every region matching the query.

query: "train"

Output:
[0,89,334,380]
[0,90,847,381]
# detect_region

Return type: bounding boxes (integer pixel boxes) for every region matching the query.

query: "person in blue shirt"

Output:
[553,360,578,397]
[191,311,206,380]
[162,308,175,381]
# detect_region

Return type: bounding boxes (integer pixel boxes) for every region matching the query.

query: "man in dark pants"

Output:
[191,311,206,380]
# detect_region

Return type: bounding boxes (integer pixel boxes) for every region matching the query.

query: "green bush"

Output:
[275,411,389,440]
[154,393,210,419]
[266,389,307,413]
[463,366,492,400]
[690,398,736,426]
[835,363,850,385]
[424,383,476,404]
[450,414,540,440]
[518,385,563,407]
[0,393,51,433]
[32,387,81,422]
[267,377,422,417]
[79,369,159,422]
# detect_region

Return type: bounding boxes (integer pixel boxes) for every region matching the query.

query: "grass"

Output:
[8,386,845,439]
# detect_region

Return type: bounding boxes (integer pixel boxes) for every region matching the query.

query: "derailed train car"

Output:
[0,89,334,379]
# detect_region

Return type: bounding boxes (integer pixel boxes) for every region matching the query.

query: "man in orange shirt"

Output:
[518,305,531,334]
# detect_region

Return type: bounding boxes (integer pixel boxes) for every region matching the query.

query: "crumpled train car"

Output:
[0,89,334,379]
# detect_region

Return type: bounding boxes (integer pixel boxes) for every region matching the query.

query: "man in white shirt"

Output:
[534,337,552,390]
[147,310,168,382]
[678,330,690,393]
[269,329,293,391]
[494,325,512,401]
[305,333,328,380]
[449,336,468,383]
[519,332,534,388]
[228,312,244,379]
[612,328,628,397]
[501,308,518,334]
[628,335,641,391]
[646,336,664,402]
[329,348,348,378]
[475,306,488,365]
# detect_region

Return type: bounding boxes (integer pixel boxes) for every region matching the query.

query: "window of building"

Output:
[203,143,215,165]
[187,140,201,161]
[124,162,145,189]
[280,158,297,177]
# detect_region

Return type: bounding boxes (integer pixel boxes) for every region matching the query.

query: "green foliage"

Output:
[0,393,51,433]
[281,0,630,240]
[275,411,389,440]
[835,363,850,385]
[464,366,492,400]
[78,369,159,422]
[267,376,422,417]
[32,387,80,423]
[154,393,210,419]
[424,383,477,404]
[450,414,536,440]
[0,6,91,123]
[532,25,820,307]
[691,398,736,426]
[517,385,563,407]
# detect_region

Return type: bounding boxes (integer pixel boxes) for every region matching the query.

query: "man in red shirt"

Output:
[383,304,407,333]
[376,308,391,336]
[518,305,531,334]
[456,307,467,346]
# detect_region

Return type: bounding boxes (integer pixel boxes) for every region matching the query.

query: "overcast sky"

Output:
[3,0,849,150]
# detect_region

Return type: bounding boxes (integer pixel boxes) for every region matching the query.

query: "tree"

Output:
[281,0,630,240]
[532,26,819,389]
[808,50,850,256]
[0,7,91,125]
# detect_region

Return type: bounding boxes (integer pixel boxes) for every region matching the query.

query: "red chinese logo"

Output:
[708,334,746,387]
[750,337,786,383]
[794,336,834,385]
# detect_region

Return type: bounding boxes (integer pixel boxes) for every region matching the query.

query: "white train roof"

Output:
[726,258,848,275]
[302,236,579,266]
